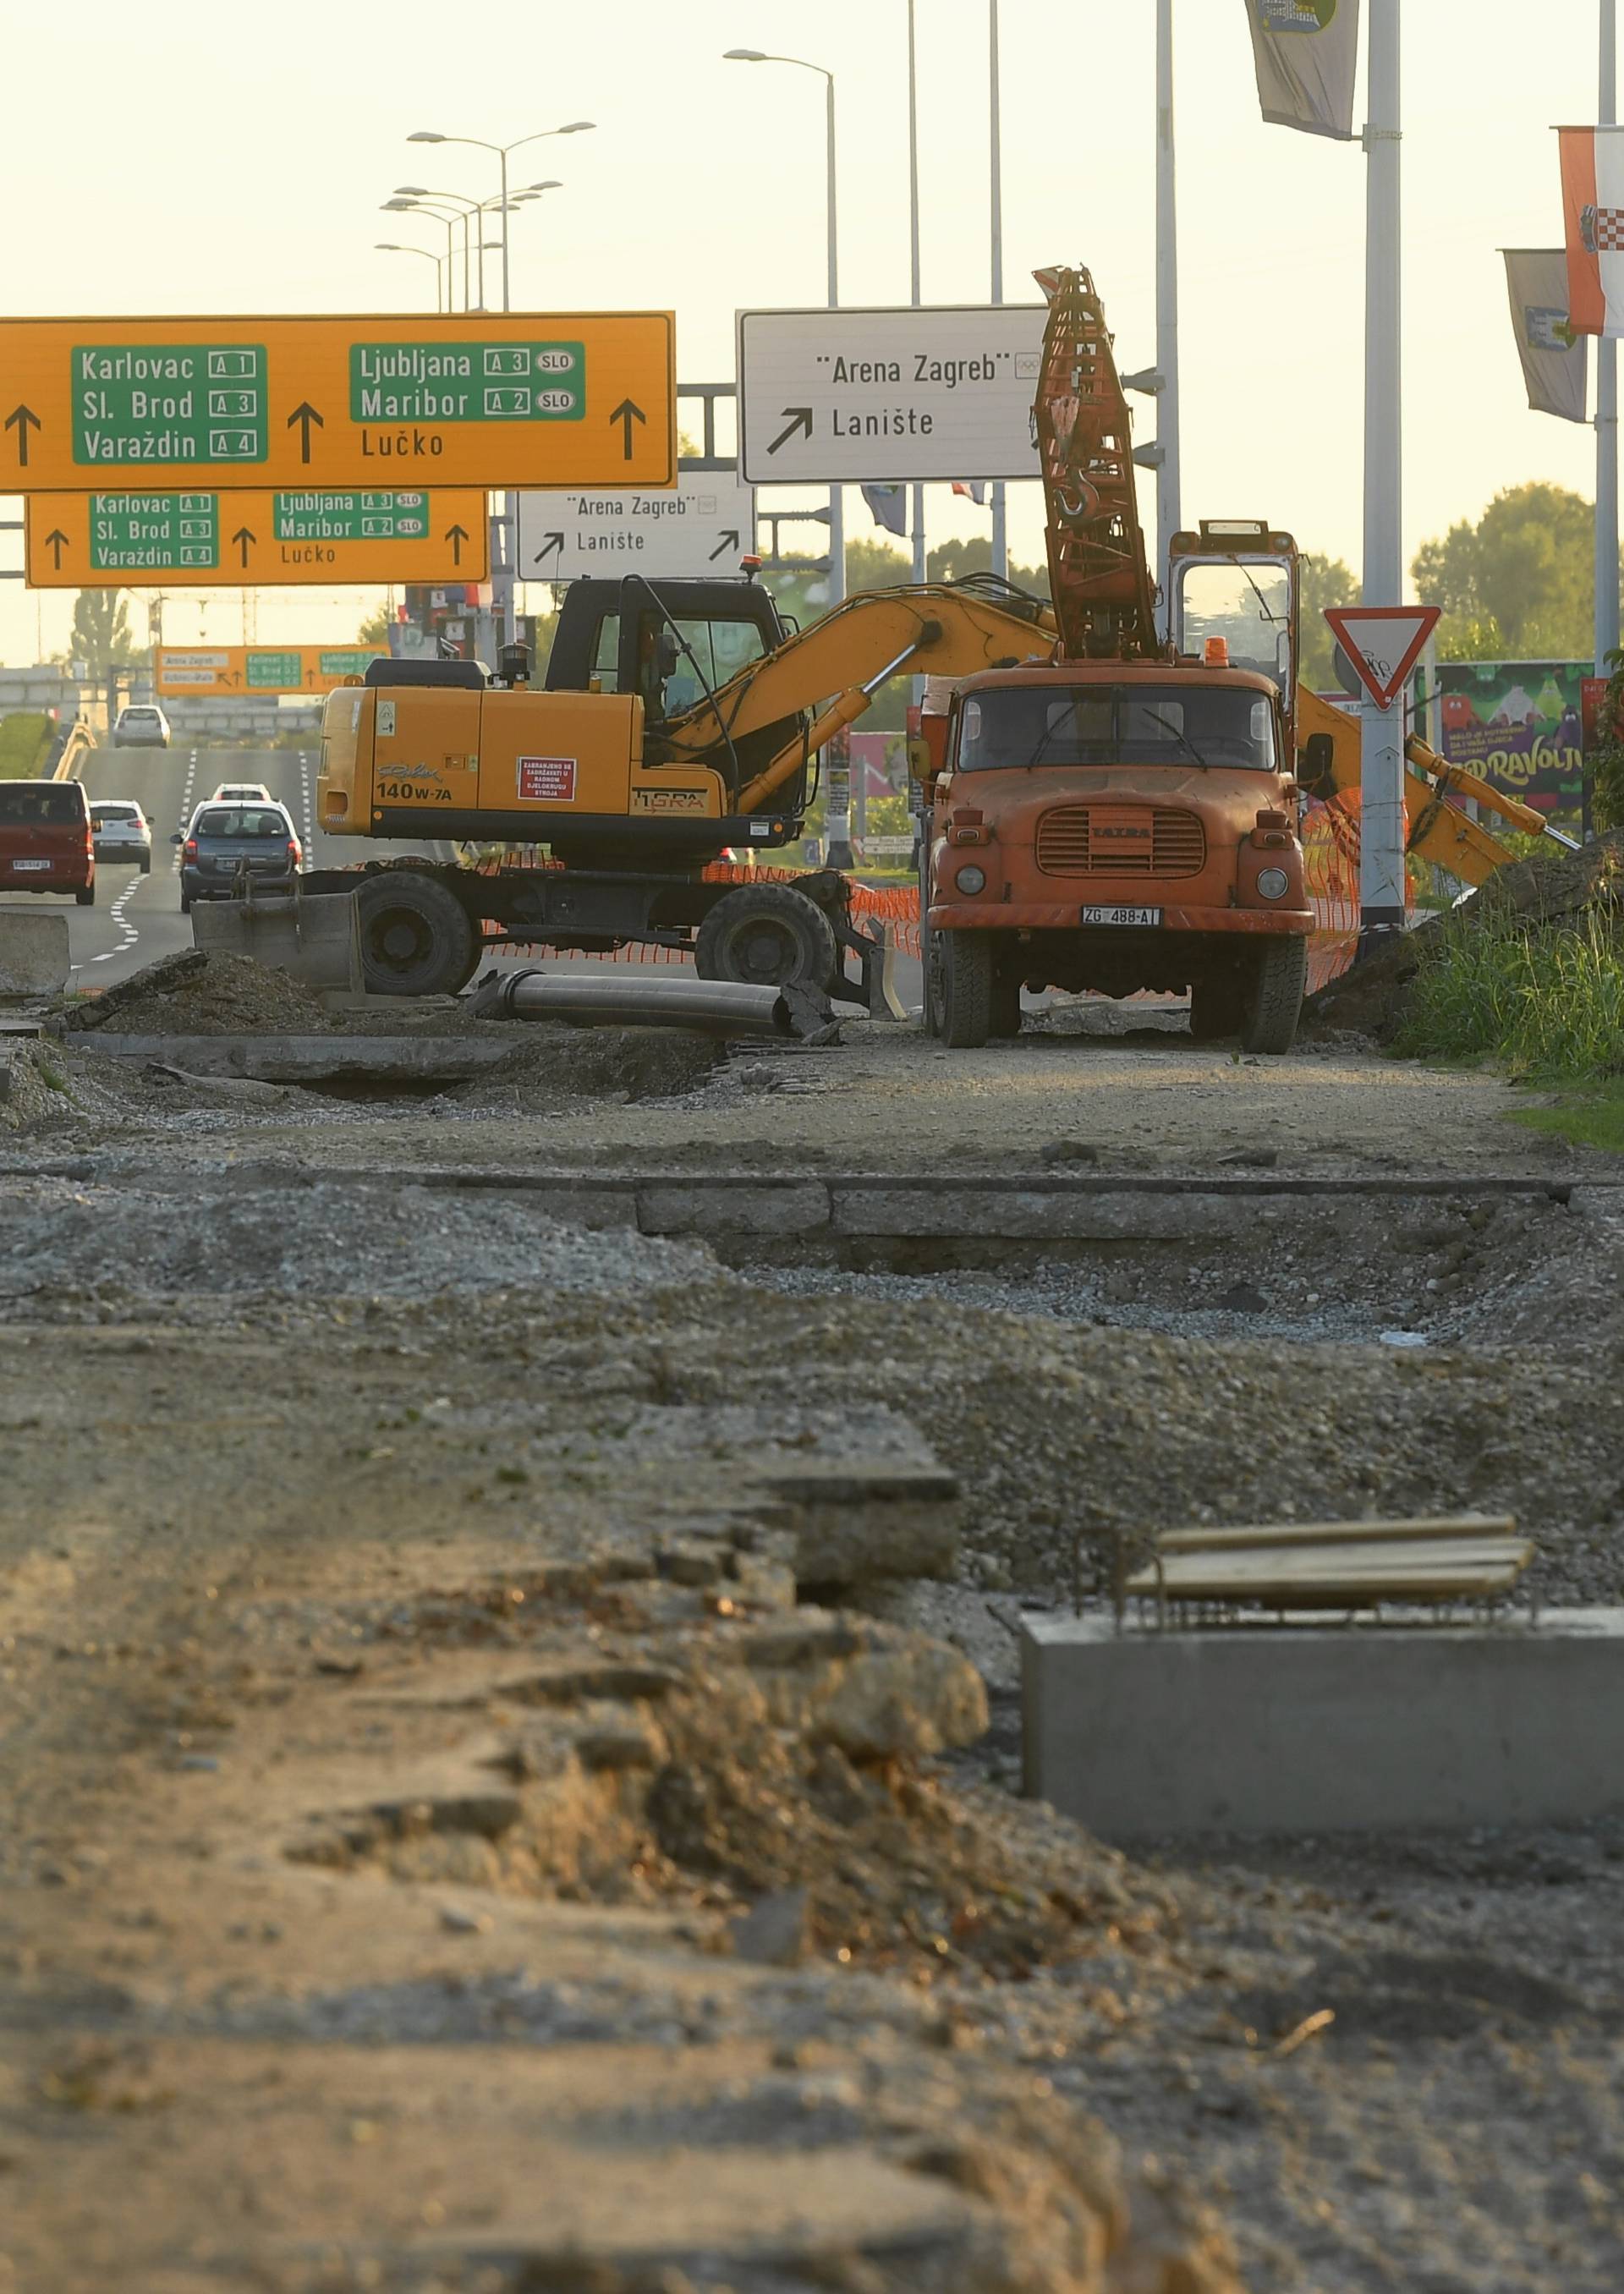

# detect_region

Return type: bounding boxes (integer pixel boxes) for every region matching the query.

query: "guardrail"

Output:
[51,722,98,782]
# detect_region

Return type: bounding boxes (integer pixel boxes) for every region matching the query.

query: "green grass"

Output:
[1392,903,1624,1084]
[1506,1084,1624,1155]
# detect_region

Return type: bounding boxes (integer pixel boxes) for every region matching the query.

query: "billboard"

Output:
[1434,660,1587,816]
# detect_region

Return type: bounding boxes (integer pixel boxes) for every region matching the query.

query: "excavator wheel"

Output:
[354,870,478,998]
[695,882,837,992]
[933,928,995,1049]
[1237,935,1308,1056]
[1188,972,1245,1043]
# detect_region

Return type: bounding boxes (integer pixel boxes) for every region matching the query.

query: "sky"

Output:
[0,0,1610,662]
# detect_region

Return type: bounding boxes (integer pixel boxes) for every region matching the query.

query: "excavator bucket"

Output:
[190,881,363,994]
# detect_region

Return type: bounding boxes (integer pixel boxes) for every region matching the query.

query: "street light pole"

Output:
[990,0,1007,582]
[908,0,924,601]
[1359,0,1405,940]
[1155,0,1182,617]
[1599,0,1620,678]
[376,242,445,310]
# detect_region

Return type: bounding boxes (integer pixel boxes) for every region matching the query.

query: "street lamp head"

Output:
[724,48,767,61]
[393,184,431,195]
[522,178,562,192]
[381,200,415,211]
[558,120,595,133]
[408,130,447,144]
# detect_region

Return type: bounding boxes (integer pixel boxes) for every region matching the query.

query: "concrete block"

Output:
[638,1182,831,1237]
[0,911,71,998]
[1022,1609,1624,1837]
[831,1186,1269,1241]
[759,1463,961,1589]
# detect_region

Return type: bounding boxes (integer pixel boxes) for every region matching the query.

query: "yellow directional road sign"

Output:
[156,645,387,697]
[25,488,489,587]
[0,313,676,491]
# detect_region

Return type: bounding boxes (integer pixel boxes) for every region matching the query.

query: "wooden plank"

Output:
[1157,1515,1517,1555]
[1125,1536,1533,1607]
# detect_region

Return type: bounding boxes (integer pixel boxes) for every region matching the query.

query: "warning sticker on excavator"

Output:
[518,756,577,801]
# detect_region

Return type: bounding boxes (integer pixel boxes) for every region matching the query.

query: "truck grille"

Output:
[1035,804,1206,878]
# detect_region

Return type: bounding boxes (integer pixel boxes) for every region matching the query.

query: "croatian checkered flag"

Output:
[1560,127,1624,334]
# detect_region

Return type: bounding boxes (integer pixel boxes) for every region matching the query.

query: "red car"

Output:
[0,779,95,904]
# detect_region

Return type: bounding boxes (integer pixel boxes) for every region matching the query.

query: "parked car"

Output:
[176,802,302,913]
[209,781,272,804]
[89,799,153,872]
[0,778,94,904]
[112,704,171,749]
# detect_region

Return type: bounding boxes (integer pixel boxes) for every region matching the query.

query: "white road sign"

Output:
[1323,605,1441,711]
[737,305,1046,485]
[517,471,755,581]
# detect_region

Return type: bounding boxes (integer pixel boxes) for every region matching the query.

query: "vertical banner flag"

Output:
[861,484,908,537]
[1559,126,1624,336]
[1501,250,1588,421]
[1245,0,1361,141]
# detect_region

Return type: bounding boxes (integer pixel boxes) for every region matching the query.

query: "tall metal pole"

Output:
[1599,0,1620,676]
[1359,0,1405,938]
[499,148,511,315]
[908,0,924,595]
[826,70,843,616]
[497,159,518,649]
[989,0,1007,582]
[1155,0,1182,621]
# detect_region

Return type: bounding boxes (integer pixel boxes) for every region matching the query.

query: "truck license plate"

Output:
[1080,903,1160,927]
[11,859,50,871]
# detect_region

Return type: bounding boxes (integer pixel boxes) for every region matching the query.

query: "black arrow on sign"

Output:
[5,403,41,468]
[708,530,742,563]
[767,407,813,456]
[43,527,69,571]
[286,401,325,464]
[446,523,469,567]
[232,526,256,569]
[532,530,565,567]
[608,398,645,459]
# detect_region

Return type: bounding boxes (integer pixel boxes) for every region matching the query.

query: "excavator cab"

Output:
[1169,521,1301,757]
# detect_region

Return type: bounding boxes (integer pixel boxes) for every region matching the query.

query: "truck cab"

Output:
[919,524,1313,1053]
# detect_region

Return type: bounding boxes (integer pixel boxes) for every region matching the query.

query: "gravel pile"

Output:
[63,949,333,1036]
[0,1172,728,1303]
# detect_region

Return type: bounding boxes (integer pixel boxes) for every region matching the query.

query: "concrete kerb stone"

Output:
[830,1186,1276,1243]
[0,911,71,999]
[637,1182,832,1238]
[1021,1607,1624,1837]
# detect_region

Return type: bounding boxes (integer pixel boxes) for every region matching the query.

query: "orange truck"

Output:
[916,268,1313,1051]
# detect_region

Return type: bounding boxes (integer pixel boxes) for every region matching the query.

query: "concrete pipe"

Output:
[469,969,799,1037]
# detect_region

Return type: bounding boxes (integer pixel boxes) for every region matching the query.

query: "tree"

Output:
[356,601,391,645]
[1412,483,1596,658]
[64,590,140,679]
[1298,552,1358,689]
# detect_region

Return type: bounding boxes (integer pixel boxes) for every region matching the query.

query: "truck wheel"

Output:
[355,870,477,997]
[76,882,95,908]
[1188,973,1244,1042]
[935,929,994,1049]
[696,883,837,991]
[1237,936,1308,1055]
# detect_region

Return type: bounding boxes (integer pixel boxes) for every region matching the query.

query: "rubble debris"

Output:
[60,948,332,1038]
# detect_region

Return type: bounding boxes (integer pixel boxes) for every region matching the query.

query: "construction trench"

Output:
[4,948,1624,2292]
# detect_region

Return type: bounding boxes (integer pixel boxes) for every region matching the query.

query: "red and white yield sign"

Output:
[1323,604,1441,711]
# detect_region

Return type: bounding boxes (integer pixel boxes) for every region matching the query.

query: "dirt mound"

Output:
[1304,832,1624,1041]
[474,1023,725,1106]
[63,948,332,1037]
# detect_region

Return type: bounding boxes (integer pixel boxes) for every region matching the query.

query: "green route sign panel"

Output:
[73,344,267,467]
[348,341,585,424]
[90,492,218,570]
[272,491,431,541]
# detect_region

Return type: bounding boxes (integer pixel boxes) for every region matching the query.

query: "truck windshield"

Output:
[957,685,1276,772]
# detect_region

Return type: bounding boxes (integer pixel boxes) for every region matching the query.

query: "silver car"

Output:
[89,800,153,872]
[112,704,172,749]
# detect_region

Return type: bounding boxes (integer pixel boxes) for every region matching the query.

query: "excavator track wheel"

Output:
[1237,936,1308,1056]
[354,870,478,998]
[934,928,995,1050]
[695,884,837,993]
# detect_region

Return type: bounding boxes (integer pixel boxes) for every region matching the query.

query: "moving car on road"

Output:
[176,801,301,914]
[112,704,172,749]
[89,800,153,873]
[210,781,272,804]
[0,778,95,904]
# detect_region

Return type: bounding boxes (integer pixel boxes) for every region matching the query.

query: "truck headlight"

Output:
[955,864,987,895]
[1256,866,1290,900]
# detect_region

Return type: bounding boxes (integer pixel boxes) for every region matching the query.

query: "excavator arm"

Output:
[655,582,1055,811]
[1298,687,1574,889]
